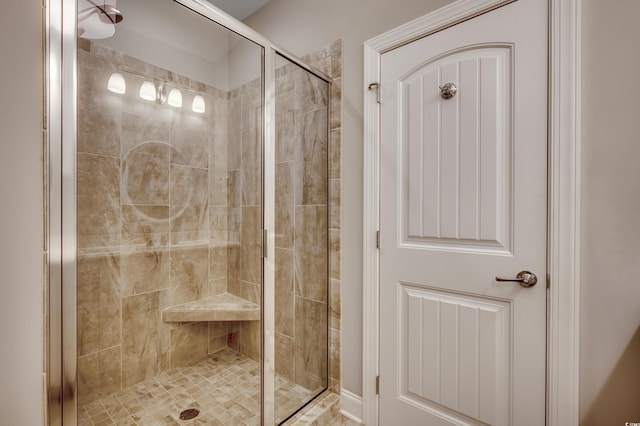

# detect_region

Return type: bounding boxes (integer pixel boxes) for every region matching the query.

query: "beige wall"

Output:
[0,1,44,425]
[580,0,640,423]
[244,0,454,396]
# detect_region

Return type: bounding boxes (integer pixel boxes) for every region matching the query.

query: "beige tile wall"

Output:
[76,39,232,405]
[75,37,342,407]
[272,40,343,395]
[305,39,342,395]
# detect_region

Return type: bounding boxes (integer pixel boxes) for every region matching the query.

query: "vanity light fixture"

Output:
[192,95,205,113]
[107,72,126,94]
[167,88,183,108]
[139,81,156,101]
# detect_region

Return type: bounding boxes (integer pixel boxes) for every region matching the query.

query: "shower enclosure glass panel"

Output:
[66,0,331,424]
[273,54,330,423]
[76,1,265,424]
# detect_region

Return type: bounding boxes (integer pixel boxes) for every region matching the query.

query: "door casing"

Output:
[361,0,582,424]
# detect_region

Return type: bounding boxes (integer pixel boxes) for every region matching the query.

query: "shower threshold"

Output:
[78,347,314,425]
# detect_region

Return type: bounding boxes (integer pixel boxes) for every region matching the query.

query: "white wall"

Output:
[244,0,454,396]
[580,0,640,423]
[0,1,44,425]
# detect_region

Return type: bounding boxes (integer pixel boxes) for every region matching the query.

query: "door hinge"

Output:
[376,230,380,249]
[368,82,380,104]
[376,375,380,395]
[546,273,551,289]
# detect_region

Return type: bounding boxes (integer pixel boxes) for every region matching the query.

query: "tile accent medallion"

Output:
[76,37,343,422]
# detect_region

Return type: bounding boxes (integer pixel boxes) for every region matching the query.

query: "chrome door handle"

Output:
[496,271,538,287]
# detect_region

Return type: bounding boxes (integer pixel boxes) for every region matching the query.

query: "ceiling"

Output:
[207,0,270,20]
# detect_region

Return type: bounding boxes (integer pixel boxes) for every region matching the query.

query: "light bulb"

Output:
[139,81,156,101]
[107,72,126,94]
[167,88,183,108]
[192,95,205,113]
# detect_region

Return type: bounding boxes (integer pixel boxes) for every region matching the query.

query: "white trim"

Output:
[362,0,581,425]
[547,0,581,424]
[340,388,364,424]
[362,40,381,426]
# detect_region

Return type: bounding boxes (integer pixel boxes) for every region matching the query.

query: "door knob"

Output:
[496,271,537,287]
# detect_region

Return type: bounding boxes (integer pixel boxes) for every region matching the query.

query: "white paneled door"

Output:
[378,0,547,424]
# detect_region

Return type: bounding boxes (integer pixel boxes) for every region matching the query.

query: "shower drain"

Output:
[179,408,200,420]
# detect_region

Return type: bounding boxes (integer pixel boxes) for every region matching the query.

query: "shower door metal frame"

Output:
[46,0,332,424]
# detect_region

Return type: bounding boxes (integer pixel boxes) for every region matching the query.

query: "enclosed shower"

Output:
[48,0,338,424]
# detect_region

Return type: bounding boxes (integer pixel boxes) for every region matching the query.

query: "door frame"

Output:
[362,0,582,424]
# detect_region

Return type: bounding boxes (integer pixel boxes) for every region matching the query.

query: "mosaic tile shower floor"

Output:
[78,348,314,425]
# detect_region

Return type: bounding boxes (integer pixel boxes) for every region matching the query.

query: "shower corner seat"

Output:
[162,292,260,322]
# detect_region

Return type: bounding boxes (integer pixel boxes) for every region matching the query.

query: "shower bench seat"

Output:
[162,292,260,322]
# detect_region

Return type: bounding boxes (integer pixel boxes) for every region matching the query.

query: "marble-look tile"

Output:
[241,86,262,131]
[169,245,208,306]
[283,391,342,426]
[170,165,209,244]
[311,56,331,77]
[295,108,328,206]
[295,70,329,113]
[294,206,328,303]
[329,327,340,382]
[79,347,312,426]
[209,168,228,208]
[210,132,228,171]
[276,61,296,92]
[294,298,328,391]
[77,153,120,250]
[77,51,121,157]
[227,170,242,244]
[227,243,241,282]
[241,127,262,206]
[275,332,295,382]
[170,111,209,169]
[329,279,341,331]
[208,96,228,143]
[237,320,261,362]
[329,39,343,79]
[77,346,122,406]
[329,178,341,230]
[330,78,342,130]
[120,113,170,158]
[209,277,228,297]
[227,279,260,305]
[276,89,297,163]
[329,229,341,281]
[275,161,294,249]
[209,244,227,280]
[121,205,169,247]
[122,291,168,387]
[276,248,295,338]
[120,245,169,297]
[121,141,170,206]
[209,206,227,238]
[240,206,262,285]
[209,322,230,354]
[170,322,209,368]
[227,96,242,170]
[329,129,341,179]
[77,253,120,356]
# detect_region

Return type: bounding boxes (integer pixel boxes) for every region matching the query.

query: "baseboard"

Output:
[340,388,363,424]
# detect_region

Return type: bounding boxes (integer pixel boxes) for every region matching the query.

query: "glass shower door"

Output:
[273,54,330,423]
[75,1,265,424]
